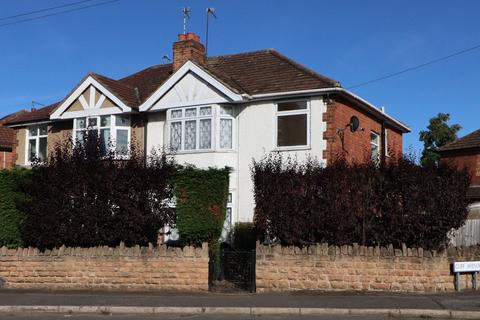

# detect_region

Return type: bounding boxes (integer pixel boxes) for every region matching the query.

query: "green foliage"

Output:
[419,113,461,166]
[173,166,230,246]
[233,222,257,250]
[0,169,30,248]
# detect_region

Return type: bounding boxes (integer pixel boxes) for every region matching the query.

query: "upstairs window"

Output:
[276,100,309,148]
[74,115,130,156]
[167,105,234,152]
[370,131,380,163]
[27,124,48,164]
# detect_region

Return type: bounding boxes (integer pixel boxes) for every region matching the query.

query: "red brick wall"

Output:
[323,97,403,164]
[441,152,480,185]
[0,149,15,170]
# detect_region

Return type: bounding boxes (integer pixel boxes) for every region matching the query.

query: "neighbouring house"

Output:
[4,32,410,228]
[438,129,480,246]
[438,129,480,208]
[0,110,28,169]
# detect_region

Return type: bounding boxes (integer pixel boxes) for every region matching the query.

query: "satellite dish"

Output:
[349,116,360,132]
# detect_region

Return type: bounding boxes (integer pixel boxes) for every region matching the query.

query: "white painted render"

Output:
[151,72,230,110]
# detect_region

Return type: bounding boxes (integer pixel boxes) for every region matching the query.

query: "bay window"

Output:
[73,115,130,155]
[27,124,48,164]
[276,100,309,148]
[167,105,234,152]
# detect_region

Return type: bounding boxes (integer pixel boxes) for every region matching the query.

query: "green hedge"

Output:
[173,166,230,246]
[0,169,30,248]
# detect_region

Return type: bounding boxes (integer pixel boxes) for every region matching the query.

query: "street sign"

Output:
[453,261,480,273]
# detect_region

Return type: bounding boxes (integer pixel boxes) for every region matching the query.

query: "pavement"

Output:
[1,289,480,318]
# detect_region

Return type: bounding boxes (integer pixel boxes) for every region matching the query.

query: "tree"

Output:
[419,113,461,166]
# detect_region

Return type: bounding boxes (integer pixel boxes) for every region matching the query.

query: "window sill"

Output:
[274,145,311,152]
[167,149,236,155]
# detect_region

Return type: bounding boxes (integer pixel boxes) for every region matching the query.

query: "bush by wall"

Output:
[19,133,176,250]
[252,154,471,250]
[173,166,230,247]
[0,169,30,248]
[232,222,257,250]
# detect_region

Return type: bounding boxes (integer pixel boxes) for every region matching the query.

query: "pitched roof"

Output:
[5,49,341,125]
[438,129,480,153]
[4,104,58,126]
[206,49,339,95]
[0,110,28,149]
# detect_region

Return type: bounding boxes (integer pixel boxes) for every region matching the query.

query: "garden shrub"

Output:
[19,133,176,250]
[252,154,471,250]
[232,222,257,250]
[0,169,30,248]
[173,166,230,246]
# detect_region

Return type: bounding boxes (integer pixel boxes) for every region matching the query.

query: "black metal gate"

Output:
[209,247,256,292]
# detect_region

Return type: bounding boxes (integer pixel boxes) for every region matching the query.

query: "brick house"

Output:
[4,32,410,226]
[0,110,28,169]
[438,129,480,207]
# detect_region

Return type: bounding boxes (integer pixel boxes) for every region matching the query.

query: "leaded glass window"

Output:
[184,120,196,150]
[170,122,182,151]
[220,119,232,149]
[199,119,211,149]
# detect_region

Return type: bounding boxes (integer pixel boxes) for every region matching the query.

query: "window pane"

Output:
[170,122,182,151]
[39,125,48,136]
[199,106,212,116]
[171,109,182,119]
[28,139,36,162]
[185,108,197,117]
[184,120,196,150]
[28,126,37,137]
[75,131,84,145]
[88,117,98,128]
[115,115,130,127]
[220,118,232,149]
[371,132,380,162]
[38,137,47,162]
[199,119,211,149]
[100,115,111,127]
[116,129,128,155]
[100,128,110,155]
[277,114,307,146]
[220,106,233,116]
[277,100,307,112]
[76,118,86,129]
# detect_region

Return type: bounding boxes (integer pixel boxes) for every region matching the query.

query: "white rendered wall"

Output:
[235,96,327,222]
[145,96,327,224]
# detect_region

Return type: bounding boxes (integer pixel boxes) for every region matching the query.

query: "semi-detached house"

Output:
[4,32,410,227]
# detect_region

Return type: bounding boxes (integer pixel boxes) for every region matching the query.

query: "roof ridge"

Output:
[207,48,273,60]
[267,49,340,87]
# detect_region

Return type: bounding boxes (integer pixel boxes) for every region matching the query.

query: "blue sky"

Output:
[0,0,479,155]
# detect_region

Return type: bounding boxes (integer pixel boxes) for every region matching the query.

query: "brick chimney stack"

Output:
[172,32,206,71]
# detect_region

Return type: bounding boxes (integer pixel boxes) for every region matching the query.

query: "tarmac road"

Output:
[0,313,438,320]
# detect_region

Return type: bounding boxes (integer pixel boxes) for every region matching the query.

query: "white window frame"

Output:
[370,131,380,163]
[166,105,235,153]
[72,114,131,157]
[275,99,311,151]
[25,124,48,166]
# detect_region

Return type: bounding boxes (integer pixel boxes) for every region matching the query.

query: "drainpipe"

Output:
[2,151,5,169]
